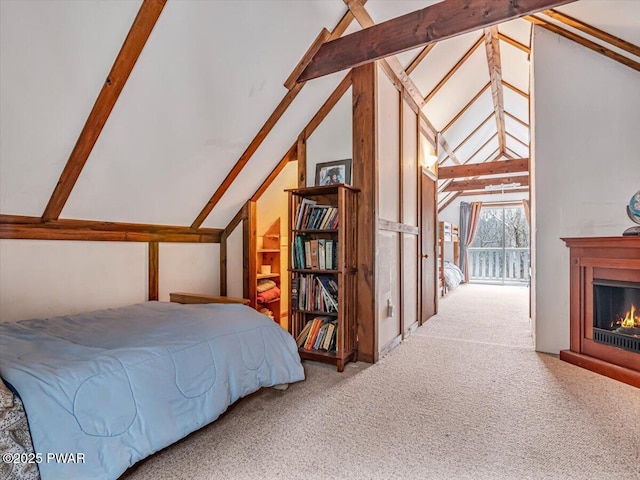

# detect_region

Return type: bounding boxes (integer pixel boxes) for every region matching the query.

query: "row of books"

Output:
[296,316,337,352]
[292,236,337,270]
[294,198,339,230]
[291,275,338,313]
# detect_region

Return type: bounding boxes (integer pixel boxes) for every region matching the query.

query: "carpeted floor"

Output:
[124,284,640,480]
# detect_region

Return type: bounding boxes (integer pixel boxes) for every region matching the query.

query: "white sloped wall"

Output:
[532,26,640,354]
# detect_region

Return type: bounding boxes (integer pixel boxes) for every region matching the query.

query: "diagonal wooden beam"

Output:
[503,79,529,99]
[525,15,640,72]
[442,82,492,134]
[507,131,530,149]
[191,8,362,229]
[406,43,437,75]
[345,0,427,112]
[424,35,484,104]
[284,29,331,90]
[542,9,640,58]
[438,158,529,179]
[484,27,507,155]
[299,0,574,82]
[251,70,353,201]
[41,0,167,221]
[505,110,530,129]
[452,113,495,154]
[498,32,531,53]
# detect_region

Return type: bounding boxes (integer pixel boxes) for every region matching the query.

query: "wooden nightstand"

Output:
[169,292,250,305]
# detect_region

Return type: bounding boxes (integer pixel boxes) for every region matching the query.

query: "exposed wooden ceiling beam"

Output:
[252,70,353,201]
[484,26,507,154]
[405,43,437,75]
[424,35,484,104]
[284,28,331,90]
[498,32,531,53]
[437,143,499,193]
[452,113,495,154]
[506,147,523,158]
[525,15,640,72]
[299,0,574,82]
[0,214,222,243]
[442,82,491,134]
[503,80,529,99]
[507,131,530,149]
[542,9,640,58]
[438,158,529,179]
[191,8,361,228]
[444,174,529,192]
[345,0,427,112]
[505,110,529,129]
[458,186,529,196]
[41,0,167,222]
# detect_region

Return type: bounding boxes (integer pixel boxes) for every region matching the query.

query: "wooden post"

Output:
[220,232,227,296]
[297,134,307,187]
[243,201,257,305]
[148,241,159,301]
[352,62,378,363]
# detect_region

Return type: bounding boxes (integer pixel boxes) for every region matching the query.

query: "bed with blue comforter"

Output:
[0,301,305,480]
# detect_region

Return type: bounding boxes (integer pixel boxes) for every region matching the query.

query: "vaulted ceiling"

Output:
[1,0,638,229]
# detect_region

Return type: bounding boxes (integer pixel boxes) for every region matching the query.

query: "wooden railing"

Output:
[468,247,530,283]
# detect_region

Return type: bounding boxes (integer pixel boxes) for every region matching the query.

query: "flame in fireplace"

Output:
[619,304,639,329]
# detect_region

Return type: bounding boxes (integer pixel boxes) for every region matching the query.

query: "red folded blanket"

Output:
[257,286,281,304]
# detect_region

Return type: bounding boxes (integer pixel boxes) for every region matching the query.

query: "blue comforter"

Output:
[0,302,305,480]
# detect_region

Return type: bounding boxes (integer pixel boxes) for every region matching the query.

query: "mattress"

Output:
[0,302,305,480]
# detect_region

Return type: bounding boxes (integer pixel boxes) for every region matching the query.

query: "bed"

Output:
[0,299,305,480]
[438,221,461,296]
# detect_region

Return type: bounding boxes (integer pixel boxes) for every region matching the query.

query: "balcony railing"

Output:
[468,247,530,283]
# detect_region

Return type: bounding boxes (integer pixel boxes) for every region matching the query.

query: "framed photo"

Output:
[315,159,352,186]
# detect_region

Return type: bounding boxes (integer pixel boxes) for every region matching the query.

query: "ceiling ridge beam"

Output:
[498,32,531,54]
[190,7,362,229]
[484,27,507,155]
[503,79,529,98]
[299,0,574,82]
[405,43,437,75]
[525,15,640,72]
[542,9,640,58]
[424,35,484,104]
[41,0,167,222]
[441,82,491,134]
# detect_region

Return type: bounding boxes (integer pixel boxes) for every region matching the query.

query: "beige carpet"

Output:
[124,284,640,480]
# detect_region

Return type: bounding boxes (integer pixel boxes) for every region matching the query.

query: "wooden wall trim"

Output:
[378,219,419,236]
[42,0,167,221]
[148,241,159,301]
[299,0,573,81]
[352,62,378,362]
[0,215,222,243]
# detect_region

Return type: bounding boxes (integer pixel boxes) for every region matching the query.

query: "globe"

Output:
[628,190,640,224]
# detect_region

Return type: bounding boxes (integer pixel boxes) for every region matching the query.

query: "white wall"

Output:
[0,240,220,322]
[532,27,640,354]
[0,240,146,321]
[306,88,352,187]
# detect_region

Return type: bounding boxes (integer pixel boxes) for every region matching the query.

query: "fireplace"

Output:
[561,237,640,388]
[593,280,640,353]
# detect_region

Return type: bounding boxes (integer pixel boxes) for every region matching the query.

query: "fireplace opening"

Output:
[593,279,640,353]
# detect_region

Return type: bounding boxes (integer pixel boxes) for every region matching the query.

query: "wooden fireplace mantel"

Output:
[561,236,640,388]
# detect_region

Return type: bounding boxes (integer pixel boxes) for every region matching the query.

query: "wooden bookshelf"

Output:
[254,218,282,323]
[287,184,358,372]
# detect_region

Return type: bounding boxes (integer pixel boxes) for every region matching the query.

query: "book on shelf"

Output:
[296,317,337,352]
[292,237,337,270]
[293,274,338,312]
[295,202,339,230]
